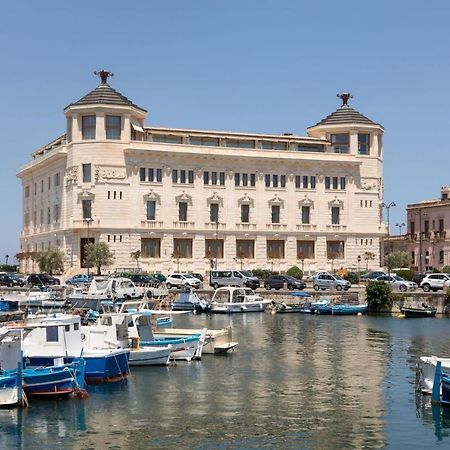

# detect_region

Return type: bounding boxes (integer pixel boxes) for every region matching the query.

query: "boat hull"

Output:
[400,307,436,318]
[210,301,271,314]
[332,304,368,315]
[129,347,171,366]
[140,335,200,362]
[418,356,450,394]
[83,349,130,383]
[0,374,19,407]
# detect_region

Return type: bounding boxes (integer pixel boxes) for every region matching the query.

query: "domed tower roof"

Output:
[308,93,382,129]
[65,70,147,113]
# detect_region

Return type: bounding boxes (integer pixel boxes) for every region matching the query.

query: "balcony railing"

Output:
[204,222,226,230]
[296,224,317,231]
[140,220,164,228]
[173,221,195,229]
[266,224,287,231]
[235,223,257,230]
[326,225,347,231]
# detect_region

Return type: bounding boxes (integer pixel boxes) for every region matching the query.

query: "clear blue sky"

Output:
[1,1,449,263]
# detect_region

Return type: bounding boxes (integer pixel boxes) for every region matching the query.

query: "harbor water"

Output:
[1,313,450,449]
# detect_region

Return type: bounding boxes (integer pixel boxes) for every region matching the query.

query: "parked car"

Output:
[66,274,92,286]
[313,274,351,291]
[0,274,20,287]
[420,273,450,292]
[375,275,417,292]
[191,273,204,282]
[209,270,260,290]
[166,273,201,289]
[264,275,306,291]
[128,274,160,285]
[8,273,26,286]
[360,271,386,281]
[27,273,60,287]
[412,273,427,285]
[305,271,330,282]
[150,273,167,283]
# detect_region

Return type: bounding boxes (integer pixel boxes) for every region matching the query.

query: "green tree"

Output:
[286,266,303,280]
[441,266,450,274]
[363,251,376,271]
[35,247,65,275]
[385,250,411,270]
[366,280,391,307]
[84,242,115,275]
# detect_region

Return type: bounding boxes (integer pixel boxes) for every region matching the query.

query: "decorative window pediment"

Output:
[143,190,161,204]
[298,196,314,209]
[328,197,344,209]
[238,193,254,207]
[78,189,94,200]
[268,195,284,208]
[175,191,193,205]
[207,192,224,207]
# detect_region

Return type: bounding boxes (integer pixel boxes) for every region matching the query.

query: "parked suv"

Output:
[0,274,20,287]
[264,275,306,291]
[166,273,201,289]
[313,274,351,291]
[66,274,92,286]
[27,273,60,287]
[420,273,450,292]
[360,271,386,281]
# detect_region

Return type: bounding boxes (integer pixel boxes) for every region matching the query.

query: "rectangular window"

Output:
[105,115,121,140]
[358,133,370,155]
[280,175,286,188]
[265,174,271,187]
[54,173,60,186]
[205,239,224,259]
[225,139,255,149]
[297,240,315,259]
[54,204,60,222]
[139,168,146,182]
[25,186,30,198]
[141,238,161,258]
[330,133,350,153]
[325,177,331,190]
[267,240,285,259]
[148,168,154,182]
[210,203,219,223]
[34,182,37,195]
[235,173,240,186]
[301,206,310,224]
[189,136,220,146]
[410,221,415,236]
[295,176,301,189]
[40,209,44,225]
[82,164,91,183]
[242,173,248,186]
[172,169,178,183]
[220,172,225,186]
[82,115,96,140]
[47,207,51,225]
[173,238,193,258]
[272,175,278,187]
[236,239,254,259]
[188,170,194,184]
[67,117,72,143]
[439,250,444,264]
[156,168,162,182]
[41,180,44,192]
[340,177,346,190]
[303,176,308,189]
[331,206,340,225]
[211,172,218,185]
[241,204,250,223]
[82,199,92,219]
[180,170,186,184]
[46,326,59,342]
[48,176,51,190]
[152,134,183,144]
[439,219,444,232]
[261,141,287,150]
[311,176,316,189]
[332,177,338,190]
[297,144,325,152]
[327,240,344,259]
[146,201,156,220]
[179,202,188,221]
[250,173,256,187]
[203,171,210,185]
[271,205,280,224]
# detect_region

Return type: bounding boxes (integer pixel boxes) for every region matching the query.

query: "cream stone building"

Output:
[18,72,385,276]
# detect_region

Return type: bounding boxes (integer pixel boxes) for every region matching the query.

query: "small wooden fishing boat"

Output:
[332,304,368,315]
[400,305,437,318]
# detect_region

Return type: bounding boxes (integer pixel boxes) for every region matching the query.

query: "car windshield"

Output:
[393,276,405,281]
[334,275,344,281]
[240,271,253,277]
[184,274,195,278]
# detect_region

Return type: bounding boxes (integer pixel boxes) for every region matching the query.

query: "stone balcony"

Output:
[235,223,257,230]
[140,220,164,228]
[266,224,287,231]
[326,225,347,232]
[173,221,195,229]
[296,224,317,232]
[204,222,227,230]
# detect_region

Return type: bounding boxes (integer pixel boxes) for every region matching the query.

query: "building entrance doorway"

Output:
[80,238,95,268]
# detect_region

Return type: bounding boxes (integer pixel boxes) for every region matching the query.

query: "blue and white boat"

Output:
[315,300,332,315]
[171,287,211,313]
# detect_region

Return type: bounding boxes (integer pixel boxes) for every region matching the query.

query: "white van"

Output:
[209,270,260,290]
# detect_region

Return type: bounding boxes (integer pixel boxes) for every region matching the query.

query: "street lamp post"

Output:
[395,222,405,236]
[381,202,396,279]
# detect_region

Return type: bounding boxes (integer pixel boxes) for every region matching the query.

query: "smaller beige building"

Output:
[404,186,450,272]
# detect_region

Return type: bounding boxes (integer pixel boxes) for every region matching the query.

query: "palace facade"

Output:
[18,72,385,275]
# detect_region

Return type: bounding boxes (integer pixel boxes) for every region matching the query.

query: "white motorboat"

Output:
[210,287,271,314]
[418,356,450,394]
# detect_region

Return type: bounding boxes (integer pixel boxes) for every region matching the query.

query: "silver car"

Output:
[313,274,351,291]
[375,275,417,292]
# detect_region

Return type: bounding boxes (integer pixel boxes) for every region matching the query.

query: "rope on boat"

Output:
[113,353,126,381]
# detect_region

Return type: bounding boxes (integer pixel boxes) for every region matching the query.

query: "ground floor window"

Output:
[173,238,193,258]
[297,240,315,259]
[327,240,344,259]
[267,240,285,259]
[236,239,254,259]
[205,239,224,259]
[141,238,161,258]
